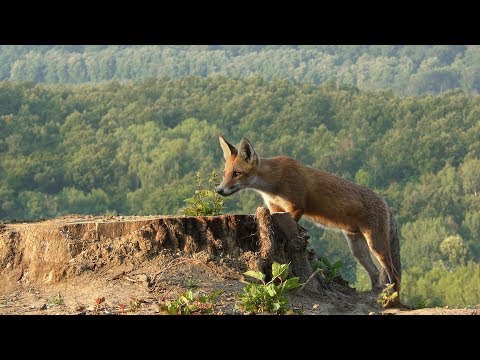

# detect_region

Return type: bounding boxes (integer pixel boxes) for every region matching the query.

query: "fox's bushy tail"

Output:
[380,207,401,293]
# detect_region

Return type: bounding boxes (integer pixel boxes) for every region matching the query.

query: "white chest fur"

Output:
[257,191,291,210]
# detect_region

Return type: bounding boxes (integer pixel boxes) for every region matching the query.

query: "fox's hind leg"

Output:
[343,231,381,290]
[361,227,399,292]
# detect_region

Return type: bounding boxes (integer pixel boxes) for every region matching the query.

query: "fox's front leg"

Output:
[286,206,304,222]
[268,202,304,222]
[268,203,286,214]
[282,205,308,234]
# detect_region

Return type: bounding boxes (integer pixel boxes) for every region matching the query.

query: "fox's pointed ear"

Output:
[219,136,238,160]
[239,138,258,164]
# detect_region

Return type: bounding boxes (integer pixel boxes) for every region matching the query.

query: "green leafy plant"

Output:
[159,289,222,315]
[129,297,142,312]
[236,262,301,314]
[181,171,224,216]
[185,278,200,289]
[377,283,399,308]
[48,291,64,306]
[311,257,343,284]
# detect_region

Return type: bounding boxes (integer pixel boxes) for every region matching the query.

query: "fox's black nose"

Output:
[216,187,225,196]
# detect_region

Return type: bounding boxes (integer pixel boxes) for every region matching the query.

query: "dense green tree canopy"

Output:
[0,75,479,307]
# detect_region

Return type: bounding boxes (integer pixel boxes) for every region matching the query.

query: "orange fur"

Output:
[217,136,401,297]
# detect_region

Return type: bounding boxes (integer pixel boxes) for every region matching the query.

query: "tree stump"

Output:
[255,207,330,294]
[0,208,329,295]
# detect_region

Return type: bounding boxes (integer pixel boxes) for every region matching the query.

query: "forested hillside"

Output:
[1,45,480,95]
[0,77,479,307]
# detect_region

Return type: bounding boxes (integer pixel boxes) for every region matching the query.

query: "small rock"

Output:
[312,304,319,310]
[369,311,376,315]
[40,304,48,310]
[135,274,150,285]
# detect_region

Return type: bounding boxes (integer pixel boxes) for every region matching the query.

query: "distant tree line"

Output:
[1,45,480,95]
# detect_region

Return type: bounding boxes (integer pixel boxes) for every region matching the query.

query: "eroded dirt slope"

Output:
[0,215,478,315]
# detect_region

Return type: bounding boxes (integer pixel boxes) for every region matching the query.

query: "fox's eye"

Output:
[233,172,241,177]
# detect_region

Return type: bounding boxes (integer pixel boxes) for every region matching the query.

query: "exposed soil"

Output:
[1,214,478,316]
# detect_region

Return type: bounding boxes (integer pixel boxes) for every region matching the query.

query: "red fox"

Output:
[216,136,401,296]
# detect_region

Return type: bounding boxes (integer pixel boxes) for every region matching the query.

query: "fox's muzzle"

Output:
[216,186,239,197]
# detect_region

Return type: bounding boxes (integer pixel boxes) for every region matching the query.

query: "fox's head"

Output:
[216,136,259,197]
